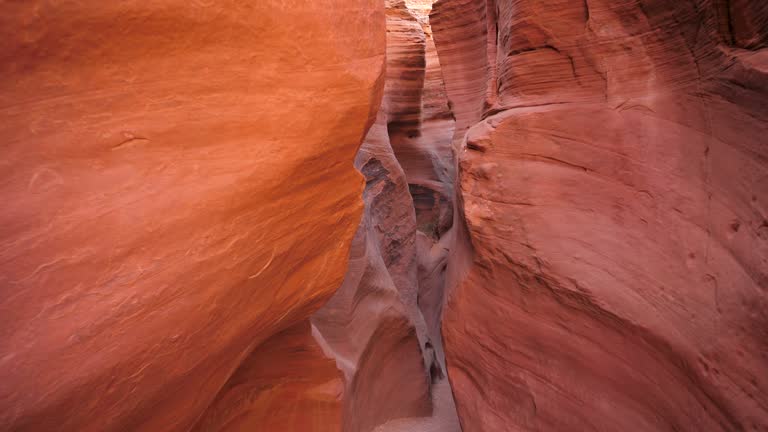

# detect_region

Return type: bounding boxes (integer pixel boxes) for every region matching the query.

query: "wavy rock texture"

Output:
[0,1,384,431]
[192,321,343,432]
[432,0,768,431]
[312,111,433,432]
[311,1,460,431]
[399,0,457,359]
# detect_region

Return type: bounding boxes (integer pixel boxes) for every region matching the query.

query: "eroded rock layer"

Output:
[192,321,343,432]
[402,0,457,357]
[312,111,434,432]
[311,1,461,431]
[432,0,768,431]
[0,1,384,430]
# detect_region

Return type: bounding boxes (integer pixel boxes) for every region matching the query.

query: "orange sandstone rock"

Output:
[0,1,384,430]
[192,320,343,432]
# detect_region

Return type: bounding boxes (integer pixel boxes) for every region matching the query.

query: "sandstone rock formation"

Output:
[4,0,766,431]
[310,2,461,431]
[0,1,384,430]
[192,320,343,432]
[431,0,768,430]
[409,3,457,359]
[311,110,434,432]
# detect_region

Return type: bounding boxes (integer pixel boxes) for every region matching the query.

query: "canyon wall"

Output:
[190,2,462,431]
[312,110,434,432]
[0,1,384,430]
[191,320,344,432]
[3,0,765,431]
[431,0,768,431]
[311,1,461,431]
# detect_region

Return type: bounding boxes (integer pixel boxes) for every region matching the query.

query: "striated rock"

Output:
[383,0,430,182]
[430,0,498,146]
[432,0,768,431]
[410,4,457,352]
[192,321,343,432]
[311,111,434,432]
[386,0,455,221]
[0,1,384,430]
[311,2,460,431]
[388,1,457,359]
[341,314,432,432]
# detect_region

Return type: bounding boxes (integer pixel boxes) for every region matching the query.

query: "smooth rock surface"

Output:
[0,1,384,430]
[312,110,434,432]
[192,321,343,432]
[432,0,768,430]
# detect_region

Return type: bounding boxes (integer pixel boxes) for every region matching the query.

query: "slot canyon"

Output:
[0,0,766,431]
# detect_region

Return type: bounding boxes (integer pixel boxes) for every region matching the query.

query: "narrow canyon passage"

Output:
[1,1,767,432]
[196,1,464,430]
[312,1,461,430]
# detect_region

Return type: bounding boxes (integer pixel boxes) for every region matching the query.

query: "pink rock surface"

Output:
[311,111,434,432]
[311,2,460,431]
[432,0,768,430]
[0,1,384,430]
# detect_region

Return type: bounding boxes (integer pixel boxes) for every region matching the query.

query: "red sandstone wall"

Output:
[432,0,768,430]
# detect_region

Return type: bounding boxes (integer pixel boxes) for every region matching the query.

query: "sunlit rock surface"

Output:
[0,1,384,430]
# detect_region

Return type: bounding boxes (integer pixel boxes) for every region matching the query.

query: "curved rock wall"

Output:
[5,1,762,431]
[191,321,343,432]
[431,0,768,430]
[0,1,384,430]
[311,110,434,432]
[311,1,461,431]
[400,0,457,357]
